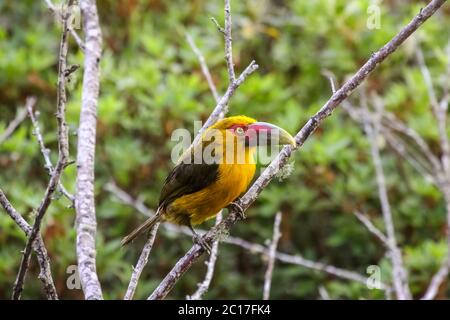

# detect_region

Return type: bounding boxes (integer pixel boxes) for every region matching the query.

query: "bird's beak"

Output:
[246,122,296,147]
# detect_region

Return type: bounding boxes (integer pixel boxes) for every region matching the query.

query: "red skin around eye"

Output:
[228,125,253,140]
[228,124,246,132]
[228,125,253,142]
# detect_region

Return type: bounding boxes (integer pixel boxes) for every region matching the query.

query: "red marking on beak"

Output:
[247,122,296,147]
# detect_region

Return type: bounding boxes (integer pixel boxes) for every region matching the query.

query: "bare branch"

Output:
[68,26,85,51]
[344,99,439,183]
[210,17,225,34]
[382,112,442,174]
[417,48,440,108]
[382,129,438,185]
[417,47,450,174]
[105,181,152,217]
[439,43,450,110]
[362,95,411,299]
[193,60,258,144]
[417,43,450,300]
[321,69,337,94]
[12,1,72,298]
[224,0,235,81]
[0,105,28,145]
[263,212,282,300]
[423,186,450,300]
[27,102,74,203]
[124,222,161,300]
[75,0,103,300]
[107,181,163,299]
[187,213,222,300]
[348,45,450,300]
[0,190,33,233]
[192,0,259,142]
[421,257,450,300]
[106,182,190,237]
[185,33,220,103]
[354,211,389,247]
[343,57,442,181]
[225,236,385,288]
[44,0,85,51]
[147,0,446,300]
[318,286,330,300]
[0,189,58,300]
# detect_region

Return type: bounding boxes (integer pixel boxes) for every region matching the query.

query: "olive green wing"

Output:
[158,160,219,207]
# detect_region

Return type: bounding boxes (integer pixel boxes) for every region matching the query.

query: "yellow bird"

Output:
[121,116,296,249]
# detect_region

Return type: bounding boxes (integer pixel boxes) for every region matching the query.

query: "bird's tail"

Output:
[121,208,163,247]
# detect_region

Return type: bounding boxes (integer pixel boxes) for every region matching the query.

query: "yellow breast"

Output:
[169,147,256,225]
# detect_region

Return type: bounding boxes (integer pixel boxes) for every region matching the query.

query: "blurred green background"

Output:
[1,0,450,299]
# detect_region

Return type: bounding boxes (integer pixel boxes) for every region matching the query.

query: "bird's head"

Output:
[209,115,296,148]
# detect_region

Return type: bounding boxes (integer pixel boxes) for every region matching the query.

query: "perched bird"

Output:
[121,116,296,250]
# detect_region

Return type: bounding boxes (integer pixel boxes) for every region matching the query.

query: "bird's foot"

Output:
[192,234,212,255]
[227,201,246,220]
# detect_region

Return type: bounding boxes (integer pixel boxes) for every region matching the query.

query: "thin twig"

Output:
[27,102,74,203]
[344,99,438,183]
[12,2,71,298]
[382,112,442,174]
[68,26,85,50]
[347,93,445,298]
[187,213,222,300]
[105,181,152,217]
[382,129,438,185]
[263,212,282,300]
[185,33,220,103]
[0,189,58,299]
[321,69,337,94]
[318,286,331,300]
[417,47,450,174]
[224,0,235,82]
[344,97,440,180]
[354,211,389,247]
[417,43,450,300]
[225,235,387,288]
[44,0,85,51]
[347,48,450,300]
[421,257,450,300]
[210,17,225,34]
[362,94,411,300]
[124,222,161,300]
[75,0,104,300]
[193,61,258,145]
[0,106,28,145]
[147,0,446,300]
[192,0,258,142]
[439,43,450,111]
[344,74,443,178]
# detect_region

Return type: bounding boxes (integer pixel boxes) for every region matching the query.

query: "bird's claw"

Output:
[227,201,246,220]
[193,234,212,255]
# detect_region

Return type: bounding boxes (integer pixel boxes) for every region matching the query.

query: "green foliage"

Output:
[0,0,449,299]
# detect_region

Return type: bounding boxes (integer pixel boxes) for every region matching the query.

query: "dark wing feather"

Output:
[158,160,219,207]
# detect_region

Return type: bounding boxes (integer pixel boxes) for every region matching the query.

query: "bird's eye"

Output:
[235,127,245,136]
